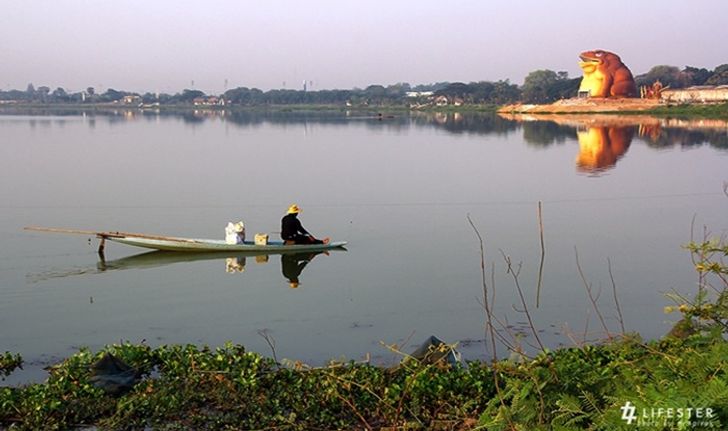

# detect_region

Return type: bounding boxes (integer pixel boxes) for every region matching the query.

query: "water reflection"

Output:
[501,113,728,149]
[410,111,518,135]
[225,257,246,273]
[281,252,327,288]
[575,125,634,173]
[501,113,728,173]
[5,106,727,376]
[29,249,341,288]
[2,107,726,154]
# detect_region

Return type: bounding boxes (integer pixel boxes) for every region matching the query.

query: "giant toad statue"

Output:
[578,50,637,98]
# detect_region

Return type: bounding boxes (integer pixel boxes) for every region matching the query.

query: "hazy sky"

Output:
[2,0,727,94]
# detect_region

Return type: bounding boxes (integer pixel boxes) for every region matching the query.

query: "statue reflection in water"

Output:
[575,125,636,173]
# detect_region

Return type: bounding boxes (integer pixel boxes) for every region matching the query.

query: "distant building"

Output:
[661,85,728,104]
[193,96,226,106]
[405,91,434,98]
[433,95,464,106]
[434,95,449,106]
[122,95,141,105]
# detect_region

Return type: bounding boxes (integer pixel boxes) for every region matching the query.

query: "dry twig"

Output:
[500,250,545,351]
[257,329,280,369]
[608,258,626,335]
[536,201,546,308]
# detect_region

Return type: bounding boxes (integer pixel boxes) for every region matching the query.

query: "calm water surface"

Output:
[1,109,726,383]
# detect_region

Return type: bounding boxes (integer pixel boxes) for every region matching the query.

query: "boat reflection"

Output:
[28,248,344,287]
[101,250,336,288]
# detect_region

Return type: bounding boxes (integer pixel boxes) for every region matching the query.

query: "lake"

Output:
[1,108,727,384]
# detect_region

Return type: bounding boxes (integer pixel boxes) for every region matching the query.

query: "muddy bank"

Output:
[498,97,661,114]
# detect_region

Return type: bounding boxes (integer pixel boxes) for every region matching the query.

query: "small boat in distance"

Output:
[23,226,347,253]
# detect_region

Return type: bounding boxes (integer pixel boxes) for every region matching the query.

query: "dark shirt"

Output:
[281,213,309,240]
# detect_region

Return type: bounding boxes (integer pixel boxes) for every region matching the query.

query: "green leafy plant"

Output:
[0,352,22,378]
[663,236,728,340]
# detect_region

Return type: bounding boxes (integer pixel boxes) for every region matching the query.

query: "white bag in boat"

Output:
[225,221,245,244]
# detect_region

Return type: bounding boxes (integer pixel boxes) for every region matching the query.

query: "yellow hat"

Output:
[286,204,301,214]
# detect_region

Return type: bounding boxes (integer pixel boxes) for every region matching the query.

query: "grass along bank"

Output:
[2,335,727,429]
[643,101,728,118]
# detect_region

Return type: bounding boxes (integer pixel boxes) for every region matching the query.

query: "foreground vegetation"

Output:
[1,238,727,430]
[1,335,727,430]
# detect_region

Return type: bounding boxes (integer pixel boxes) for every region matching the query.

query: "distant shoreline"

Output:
[1,101,726,118]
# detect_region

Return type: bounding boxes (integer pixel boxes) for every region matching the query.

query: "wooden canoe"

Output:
[107,235,347,252]
[24,226,347,253]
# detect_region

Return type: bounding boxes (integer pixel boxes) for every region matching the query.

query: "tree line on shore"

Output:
[2,63,727,107]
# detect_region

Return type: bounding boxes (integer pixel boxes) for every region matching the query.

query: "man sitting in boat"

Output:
[281,204,330,245]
